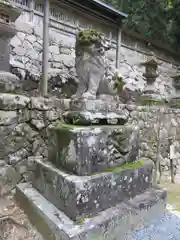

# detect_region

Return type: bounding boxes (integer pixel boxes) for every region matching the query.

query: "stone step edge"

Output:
[33,158,153,221]
[15,183,167,240]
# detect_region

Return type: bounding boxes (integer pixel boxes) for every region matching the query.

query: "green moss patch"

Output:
[140,98,164,105]
[90,160,144,175]
[77,28,101,46]
[55,122,76,130]
[76,218,85,225]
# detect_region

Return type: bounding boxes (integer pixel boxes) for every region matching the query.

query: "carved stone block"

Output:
[48,124,139,176]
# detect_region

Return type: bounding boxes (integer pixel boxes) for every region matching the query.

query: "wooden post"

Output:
[40,0,49,97]
[29,0,34,22]
[116,27,122,69]
[170,140,175,183]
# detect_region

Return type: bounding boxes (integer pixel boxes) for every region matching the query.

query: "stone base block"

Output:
[16,183,167,240]
[33,158,153,221]
[63,99,130,125]
[48,124,139,175]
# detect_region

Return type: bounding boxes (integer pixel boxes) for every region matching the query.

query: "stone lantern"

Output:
[172,74,180,98]
[170,72,180,108]
[0,1,21,93]
[140,55,163,104]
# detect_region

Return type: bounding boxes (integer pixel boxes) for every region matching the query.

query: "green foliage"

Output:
[77,28,102,46]
[103,0,180,51]
[113,75,125,92]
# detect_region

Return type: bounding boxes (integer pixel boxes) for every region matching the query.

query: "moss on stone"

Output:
[76,218,85,225]
[77,28,101,46]
[141,98,164,105]
[113,75,125,92]
[90,160,144,175]
[55,122,76,130]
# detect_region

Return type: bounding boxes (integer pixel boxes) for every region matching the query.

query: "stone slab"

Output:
[16,183,167,240]
[48,124,139,175]
[33,158,153,221]
[63,100,130,125]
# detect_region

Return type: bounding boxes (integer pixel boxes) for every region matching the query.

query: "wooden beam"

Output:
[116,27,122,69]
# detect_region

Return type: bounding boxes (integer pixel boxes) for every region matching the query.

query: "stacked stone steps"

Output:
[33,158,154,221]
[16,157,167,240]
[16,183,166,240]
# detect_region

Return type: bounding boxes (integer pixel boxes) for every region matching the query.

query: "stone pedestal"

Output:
[16,99,167,240]
[0,1,21,92]
[48,124,139,175]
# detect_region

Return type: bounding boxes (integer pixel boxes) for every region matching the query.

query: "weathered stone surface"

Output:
[0,134,29,159]
[13,46,27,56]
[16,183,167,240]
[7,148,29,165]
[17,108,30,123]
[30,109,61,122]
[49,45,59,54]
[14,123,38,142]
[16,32,26,41]
[0,94,30,110]
[33,158,153,221]
[31,119,45,130]
[48,124,139,175]
[0,111,17,126]
[15,156,41,175]
[15,20,33,34]
[33,42,42,52]
[30,97,56,110]
[0,124,17,138]
[0,72,20,93]
[11,36,22,48]
[26,35,37,44]
[0,165,21,195]
[32,137,47,156]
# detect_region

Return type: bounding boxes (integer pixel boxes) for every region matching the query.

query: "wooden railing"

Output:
[10,0,117,46]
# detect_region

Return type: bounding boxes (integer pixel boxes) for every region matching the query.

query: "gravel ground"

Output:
[127,210,180,240]
[0,195,43,240]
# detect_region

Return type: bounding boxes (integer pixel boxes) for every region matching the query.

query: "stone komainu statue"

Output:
[73,29,124,100]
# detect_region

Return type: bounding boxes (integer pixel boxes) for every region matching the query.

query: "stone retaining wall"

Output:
[0,93,69,195]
